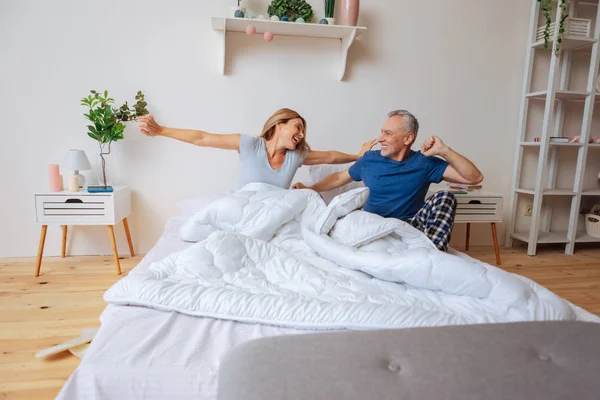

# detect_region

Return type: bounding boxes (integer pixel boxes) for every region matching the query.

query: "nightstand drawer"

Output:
[35,194,114,224]
[455,196,503,222]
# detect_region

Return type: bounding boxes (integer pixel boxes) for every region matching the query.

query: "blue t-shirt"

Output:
[348,150,449,220]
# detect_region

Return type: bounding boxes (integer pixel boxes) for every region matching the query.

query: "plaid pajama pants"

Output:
[406,191,457,252]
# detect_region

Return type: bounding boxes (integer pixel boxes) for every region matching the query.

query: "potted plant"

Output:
[80,90,149,189]
[267,0,314,23]
[324,0,335,25]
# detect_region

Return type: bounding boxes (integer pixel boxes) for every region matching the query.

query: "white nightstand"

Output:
[34,185,134,276]
[429,187,504,265]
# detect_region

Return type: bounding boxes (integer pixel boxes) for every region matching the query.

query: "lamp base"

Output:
[75,172,86,188]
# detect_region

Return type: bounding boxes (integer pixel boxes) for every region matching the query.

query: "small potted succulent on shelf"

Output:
[324,0,335,25]
[267,0,314,23]
[80,90,149,190]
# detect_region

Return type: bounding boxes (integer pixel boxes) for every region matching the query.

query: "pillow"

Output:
[314,187,370,234]
[308,163,365,205]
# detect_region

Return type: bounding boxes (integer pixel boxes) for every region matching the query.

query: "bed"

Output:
[56,170,600,400]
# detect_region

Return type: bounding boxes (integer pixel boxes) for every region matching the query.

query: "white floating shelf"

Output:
[211,17,367,80]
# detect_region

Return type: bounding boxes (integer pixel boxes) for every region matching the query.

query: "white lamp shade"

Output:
[63,149,92,171]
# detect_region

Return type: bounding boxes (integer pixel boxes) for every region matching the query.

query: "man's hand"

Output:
[421,136,448,157]
[292,182,309,190]
[358,139,378,157]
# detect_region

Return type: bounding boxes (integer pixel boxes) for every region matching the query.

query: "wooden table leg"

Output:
[465,223,471,251]
[491,222,501,265]
[108,225,122,275]
[35,225,48,277]
[61,225,67,258]
[122,217,135,257]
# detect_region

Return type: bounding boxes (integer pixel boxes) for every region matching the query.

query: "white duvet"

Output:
[105,183,579,329]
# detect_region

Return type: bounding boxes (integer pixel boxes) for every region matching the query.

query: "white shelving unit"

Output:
[506,0,600,255]
[211,17,367,80]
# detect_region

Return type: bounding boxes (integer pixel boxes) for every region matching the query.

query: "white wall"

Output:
[0,0,530,257]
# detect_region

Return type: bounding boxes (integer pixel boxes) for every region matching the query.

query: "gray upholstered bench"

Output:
[218,321,600,400]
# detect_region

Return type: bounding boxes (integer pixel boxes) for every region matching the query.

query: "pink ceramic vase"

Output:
[339,0,359,26]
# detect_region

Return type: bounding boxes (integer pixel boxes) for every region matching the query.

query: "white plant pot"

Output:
[325,17,335,25]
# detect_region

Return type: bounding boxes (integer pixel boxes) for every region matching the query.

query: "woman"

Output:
[139,108,376,189]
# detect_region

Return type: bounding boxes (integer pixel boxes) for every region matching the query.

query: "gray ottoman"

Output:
[218,321,600,400]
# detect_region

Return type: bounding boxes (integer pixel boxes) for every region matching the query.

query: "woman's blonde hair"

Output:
[260,108,310,151]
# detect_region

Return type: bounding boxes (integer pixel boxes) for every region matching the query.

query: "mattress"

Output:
[57,213,599,400]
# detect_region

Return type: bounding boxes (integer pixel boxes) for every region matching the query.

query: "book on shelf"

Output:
[447,183,483,191]
[531,136,600,143]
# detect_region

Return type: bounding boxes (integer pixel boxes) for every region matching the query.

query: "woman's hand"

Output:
[139,115,163,136]
[358,139,378,157]
[291,182,309,190]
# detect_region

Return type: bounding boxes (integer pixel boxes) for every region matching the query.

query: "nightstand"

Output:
[429,187,504,265]
[34,185,134,276]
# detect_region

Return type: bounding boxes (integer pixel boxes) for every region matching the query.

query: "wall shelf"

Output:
[211,17,367,81]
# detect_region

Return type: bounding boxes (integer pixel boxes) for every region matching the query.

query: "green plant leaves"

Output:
[81,89,150,144]
[537,0,568,55]
[267,0,314,22]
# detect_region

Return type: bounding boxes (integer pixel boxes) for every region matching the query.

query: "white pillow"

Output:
[308,163,365,205]
[314,187,370,234]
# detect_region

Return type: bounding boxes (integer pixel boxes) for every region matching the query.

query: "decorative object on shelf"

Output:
[281,16,289,21]
[338,0,359,26]
[48,164,62,192]
[267,0,314,23]
[264,31,274,42]
[537,0,568,54]
[319,18,328,24]
[68,174,79,192]
[233,0,246,18]
[63,149,91,189]
[246,24,256,35]
[586,212,600,238]
[270,15,280,21]
[295,17,305,23]
[81,90,149,190]
[536,18,591,42]
[324,0,335,25]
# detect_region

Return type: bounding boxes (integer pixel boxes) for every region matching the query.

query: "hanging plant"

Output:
[538,0,568,55]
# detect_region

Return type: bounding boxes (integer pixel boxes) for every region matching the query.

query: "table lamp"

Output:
[63,149,92,190]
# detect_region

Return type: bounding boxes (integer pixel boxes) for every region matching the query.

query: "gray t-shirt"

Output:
[238,135,308,189]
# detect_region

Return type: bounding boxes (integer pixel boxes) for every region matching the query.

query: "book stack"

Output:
[532,136,600,143]
[447,183,483,192]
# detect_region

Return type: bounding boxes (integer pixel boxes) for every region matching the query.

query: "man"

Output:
[292,110,483,252]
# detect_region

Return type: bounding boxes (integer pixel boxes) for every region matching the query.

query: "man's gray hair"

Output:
[388,110,419,137]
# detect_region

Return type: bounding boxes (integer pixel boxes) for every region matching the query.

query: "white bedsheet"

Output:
[57,215,321,400]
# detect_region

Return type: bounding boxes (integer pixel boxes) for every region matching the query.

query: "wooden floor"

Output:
[0,245,599,399]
